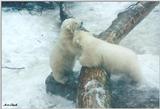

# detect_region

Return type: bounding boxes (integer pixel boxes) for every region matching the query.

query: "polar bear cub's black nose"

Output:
[80,21,83,28]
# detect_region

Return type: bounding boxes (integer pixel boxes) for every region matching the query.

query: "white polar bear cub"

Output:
[73,30,143,83]
[50,18,82,84]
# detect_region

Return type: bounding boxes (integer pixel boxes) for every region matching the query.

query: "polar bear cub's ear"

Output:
[61,18,82,33]
[73,30,82,47]
[76,39,80,44]
[69,21,83,33]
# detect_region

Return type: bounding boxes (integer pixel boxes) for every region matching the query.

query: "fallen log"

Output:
[76,67,111,108]
[98,1,159,43]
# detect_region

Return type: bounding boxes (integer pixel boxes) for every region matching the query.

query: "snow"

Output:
[2,9,74,108]
[84,80,107,107]
[84,80,106,96]
[84,80,99,89]
[138,54,160,88]
[2,2,160,108]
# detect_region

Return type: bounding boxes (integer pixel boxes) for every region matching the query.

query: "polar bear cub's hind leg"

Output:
[129,62,143,84]
[52,71,68,84]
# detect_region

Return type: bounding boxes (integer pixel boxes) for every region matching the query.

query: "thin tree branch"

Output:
[2,66,25,70]
[58,2,73,22]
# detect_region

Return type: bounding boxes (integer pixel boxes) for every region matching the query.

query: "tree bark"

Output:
[77,1,159,108]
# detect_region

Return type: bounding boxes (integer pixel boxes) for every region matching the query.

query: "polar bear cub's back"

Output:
[100,42,140,77]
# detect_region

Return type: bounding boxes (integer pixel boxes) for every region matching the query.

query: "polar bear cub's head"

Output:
[61,18,83,34]
[73,30,93,47]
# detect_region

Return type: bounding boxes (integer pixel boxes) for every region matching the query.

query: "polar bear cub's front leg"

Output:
[79,50,101,67]
[79,54,93,67]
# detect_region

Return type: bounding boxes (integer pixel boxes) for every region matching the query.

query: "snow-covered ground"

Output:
[2,2,160,108]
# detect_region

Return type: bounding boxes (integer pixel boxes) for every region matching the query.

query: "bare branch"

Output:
[2,66,25,70]
[58,2,73,22]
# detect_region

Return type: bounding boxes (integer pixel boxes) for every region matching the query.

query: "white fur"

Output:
[73,30,143,83]
[50,18,81,84]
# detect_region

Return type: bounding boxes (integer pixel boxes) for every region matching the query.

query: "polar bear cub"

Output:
[50,18,82,84]
[73,30,143,83]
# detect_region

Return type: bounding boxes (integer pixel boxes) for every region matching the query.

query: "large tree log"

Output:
[77,1,159,108]
[98,1,159,44]
[45,1,159,108]
[76,67,111,108]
